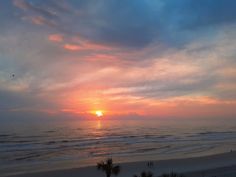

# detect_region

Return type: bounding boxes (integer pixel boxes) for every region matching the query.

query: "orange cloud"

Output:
[71,36,113,50]
[82,41,112,50]
[63,42,112,52]
[49,34,63,42]
[64,44,83,51]
[62,35,114,52]
[85,54,119,62]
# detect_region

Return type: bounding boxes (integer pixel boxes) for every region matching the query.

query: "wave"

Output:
[1,121,236,177]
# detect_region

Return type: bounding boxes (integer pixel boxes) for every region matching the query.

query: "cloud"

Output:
[48,34,64,42]
[171,0,236,28]
[61,37,114,51]
[22,15,56,26]
[11,0,236,52]
[64,43,83,51]
[0,0,235,119]
[0,88,53,112]
[12,0,236,49]
[13,0,57,18]
[13,0,29,10]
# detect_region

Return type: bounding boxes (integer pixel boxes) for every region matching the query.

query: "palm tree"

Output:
[133,171,153,177]
[97,158,120,177]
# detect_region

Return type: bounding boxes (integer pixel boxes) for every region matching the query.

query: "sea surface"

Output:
[0,118,236,176]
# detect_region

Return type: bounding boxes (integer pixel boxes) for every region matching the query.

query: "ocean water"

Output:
[0,118,236,176]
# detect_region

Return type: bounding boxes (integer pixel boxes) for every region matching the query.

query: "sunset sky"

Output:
[0,0,236,120]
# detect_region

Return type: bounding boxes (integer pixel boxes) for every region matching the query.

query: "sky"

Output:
[0,0,236,120]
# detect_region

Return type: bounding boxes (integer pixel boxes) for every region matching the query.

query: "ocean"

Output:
[0,118,236,176]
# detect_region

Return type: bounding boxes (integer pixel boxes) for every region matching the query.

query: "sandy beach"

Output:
[7,151,236,177]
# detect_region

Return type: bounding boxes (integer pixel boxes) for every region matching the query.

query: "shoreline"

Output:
[6,151,236,177]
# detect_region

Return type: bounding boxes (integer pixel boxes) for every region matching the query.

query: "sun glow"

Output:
[95,110,103,117]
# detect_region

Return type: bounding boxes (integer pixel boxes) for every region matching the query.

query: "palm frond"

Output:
[107,158,113,166]
[97,161,105,170]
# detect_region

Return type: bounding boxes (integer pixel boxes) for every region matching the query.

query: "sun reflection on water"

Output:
[97,120,102,129]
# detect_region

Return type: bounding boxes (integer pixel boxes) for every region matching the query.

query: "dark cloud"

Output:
[0,88,56,111]
[13,0,57,19]
[169,0,236,29]
[87,0,160,48]
[12,0,236,48]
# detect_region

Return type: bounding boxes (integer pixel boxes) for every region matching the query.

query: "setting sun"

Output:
[95,111,103,117]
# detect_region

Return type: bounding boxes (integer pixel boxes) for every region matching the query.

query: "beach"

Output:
[1,119,236,177]
[7,151,236,177]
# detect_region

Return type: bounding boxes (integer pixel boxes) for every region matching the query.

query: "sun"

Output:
[95,110,103,117]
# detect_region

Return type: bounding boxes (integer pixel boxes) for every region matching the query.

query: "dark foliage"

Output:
[97,158,120,177]
[133,171,153,177]
[159,172,185,177]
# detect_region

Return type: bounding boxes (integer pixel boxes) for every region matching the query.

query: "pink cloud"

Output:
[21,16,56,27]
[13,0,29,10]
[61,35,114,52]
[64,44,83,51]
[84,54,119,62]
[63,42,113,52]
[31,16,47,25]
[82,41,112,50]
[48,34,64,42]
